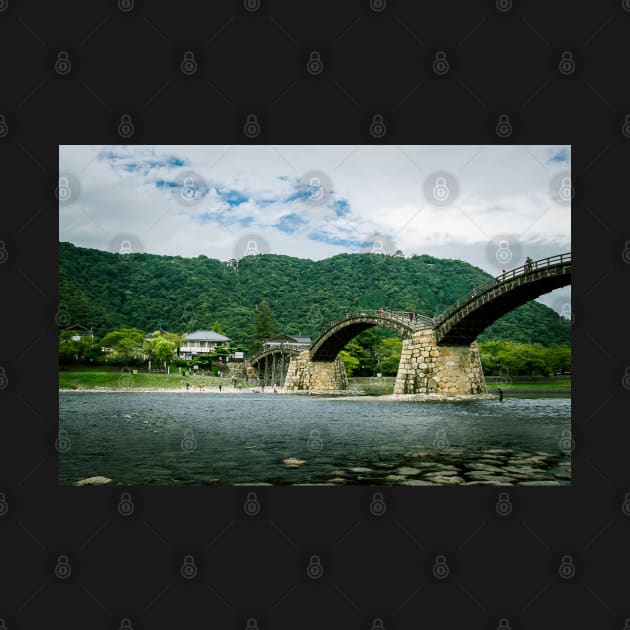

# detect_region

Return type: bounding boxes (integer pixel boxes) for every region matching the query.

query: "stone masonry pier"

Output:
[284,350,349,392]
[393,329,486,395]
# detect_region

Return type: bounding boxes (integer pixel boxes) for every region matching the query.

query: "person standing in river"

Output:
[497,387,504,401]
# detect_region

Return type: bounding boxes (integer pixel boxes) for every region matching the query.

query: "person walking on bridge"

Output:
[408,311,414,322]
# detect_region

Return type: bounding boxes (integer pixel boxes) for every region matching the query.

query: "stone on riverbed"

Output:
[349,467,373,473]
[518,480,561,486]
[282,458,306,468]
[400,479,438,486]
[385,474,408,482]
[426,475,464,485]
[396,467,421,476]
[463,481,514,486]
[330,470,346,476]
[466,472,517,484]
[469,463,505,474]
[424,469,462,477]
[73,476,112,486]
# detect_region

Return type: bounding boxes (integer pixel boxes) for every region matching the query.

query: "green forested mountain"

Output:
[59,242,570,347]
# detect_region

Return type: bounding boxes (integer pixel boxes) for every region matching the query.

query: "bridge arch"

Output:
[435,253,571,346]
[309,310,431,362]
[249,347,299,386]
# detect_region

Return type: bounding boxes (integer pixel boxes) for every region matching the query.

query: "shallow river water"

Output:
[59,392,571,486]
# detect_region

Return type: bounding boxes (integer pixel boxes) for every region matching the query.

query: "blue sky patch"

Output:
[549,147,570,164]
[274,213,308,233]
[308,231,362,248]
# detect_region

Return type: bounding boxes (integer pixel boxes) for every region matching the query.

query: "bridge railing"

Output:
[316,309,434,339]
[435,252,571,325]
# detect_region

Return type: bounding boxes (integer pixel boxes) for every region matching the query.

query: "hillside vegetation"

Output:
[59,241,570,347]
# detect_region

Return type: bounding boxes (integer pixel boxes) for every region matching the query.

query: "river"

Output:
[58,392,571,486]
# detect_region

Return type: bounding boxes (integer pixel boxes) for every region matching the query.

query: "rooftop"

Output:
[185,330,231,342]
[265,334,311,344]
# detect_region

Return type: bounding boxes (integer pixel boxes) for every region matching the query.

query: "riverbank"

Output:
[59,369,570,396]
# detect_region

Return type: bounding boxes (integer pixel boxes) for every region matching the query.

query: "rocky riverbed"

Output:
[272,447,571,486]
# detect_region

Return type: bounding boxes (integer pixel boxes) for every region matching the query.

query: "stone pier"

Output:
[284,351,349,392]
[393,330,486,395]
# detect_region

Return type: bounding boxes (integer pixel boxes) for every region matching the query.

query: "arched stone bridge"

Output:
[435,253,571,346]
[250,253,571,395]
[249,347,300,387]
[310,310,433,361]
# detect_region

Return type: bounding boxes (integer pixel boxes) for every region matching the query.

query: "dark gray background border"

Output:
[1,0,629,628]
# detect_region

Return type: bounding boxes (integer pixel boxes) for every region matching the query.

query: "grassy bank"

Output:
[59,369,247,390]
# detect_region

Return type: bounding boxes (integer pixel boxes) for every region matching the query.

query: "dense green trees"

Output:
[479,341,571,376]
[100,328,146,364]
[249,300,277,354]
[59,242,570,351]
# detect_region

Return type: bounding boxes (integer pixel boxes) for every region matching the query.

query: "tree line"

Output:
[59,242,571,347]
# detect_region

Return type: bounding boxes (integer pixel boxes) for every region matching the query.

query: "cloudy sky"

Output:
[59,144,571,312]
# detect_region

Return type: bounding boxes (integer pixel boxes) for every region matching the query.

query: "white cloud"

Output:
[59,144,571,310]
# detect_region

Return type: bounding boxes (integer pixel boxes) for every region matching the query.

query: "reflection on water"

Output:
[59,393,571,486]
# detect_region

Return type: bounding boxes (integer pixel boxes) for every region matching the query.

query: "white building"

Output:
[180,330,231,358]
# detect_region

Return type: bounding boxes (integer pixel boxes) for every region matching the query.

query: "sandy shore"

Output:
[59,388,498,401]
